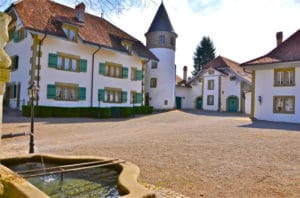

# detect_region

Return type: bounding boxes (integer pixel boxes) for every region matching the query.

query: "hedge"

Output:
[22,105,153,118]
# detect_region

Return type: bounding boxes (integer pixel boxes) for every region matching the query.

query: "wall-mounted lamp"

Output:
[258,96,262,105]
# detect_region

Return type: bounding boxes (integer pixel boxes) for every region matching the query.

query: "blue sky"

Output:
[2,0,300,77]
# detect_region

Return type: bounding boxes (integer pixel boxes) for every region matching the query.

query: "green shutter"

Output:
[98,89,105,101]
[122,91,127,103]
[78,87,86,100]
[79,59,87,72]
[47,84,56,99]
[13,31,19,42]
[20,28,27,40]
[99,62,106,75]
[136,70,143,80]
[122,67,128,79]
[48,53,57,68]
[136,93,142,103]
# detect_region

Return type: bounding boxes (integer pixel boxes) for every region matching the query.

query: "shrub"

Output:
[22,105,152,118]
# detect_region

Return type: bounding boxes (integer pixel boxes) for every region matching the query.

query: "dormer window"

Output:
[159,35,165,45]
[62,24,78,42]
[121,40,133,54]
[170,37,175,46]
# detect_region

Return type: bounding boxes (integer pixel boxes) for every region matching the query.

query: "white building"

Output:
[144,2,177,109]
[176,56,252,113]
[243,30,300,123]
[4,0,158,110]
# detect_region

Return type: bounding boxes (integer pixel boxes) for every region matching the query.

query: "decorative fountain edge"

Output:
[0,153,155,198]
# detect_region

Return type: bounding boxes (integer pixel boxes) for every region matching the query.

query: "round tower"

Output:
[145,2,177,109]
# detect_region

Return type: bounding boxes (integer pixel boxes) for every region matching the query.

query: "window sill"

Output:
[55,99,79,101]
[273,111,295,114]
[273,84,296,87]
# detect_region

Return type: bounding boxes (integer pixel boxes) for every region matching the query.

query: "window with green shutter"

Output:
[136,93,142,103]
[99,62,106,75]
[47,84,56,99]
[98,89,105,101]
[122,91,127,103]
[122,67,128,79]
[48,53,58,68]
[10,55,19,71]
[78,87,86,100]
[79,59,87,72]
[13,28,27,43]
[136,70,143,80]
[13,31,19,42]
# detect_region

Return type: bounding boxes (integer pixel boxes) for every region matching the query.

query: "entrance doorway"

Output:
[227,96,238,112]
[196,97,202,109]
[176,97,182,109]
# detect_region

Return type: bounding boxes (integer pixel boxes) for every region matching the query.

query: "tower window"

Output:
[159,35,165,45]
[170,37,175,46]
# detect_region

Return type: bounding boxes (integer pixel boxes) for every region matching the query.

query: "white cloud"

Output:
[106,0,300,77]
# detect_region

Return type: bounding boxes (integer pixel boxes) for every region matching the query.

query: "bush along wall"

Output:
[22,106,153,118]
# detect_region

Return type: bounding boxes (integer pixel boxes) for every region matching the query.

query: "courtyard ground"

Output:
[1,110,300,198]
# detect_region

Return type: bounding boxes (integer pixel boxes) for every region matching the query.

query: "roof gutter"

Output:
[90,46,101,107]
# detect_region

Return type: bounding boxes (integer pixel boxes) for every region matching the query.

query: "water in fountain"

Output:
[9,162,120,198]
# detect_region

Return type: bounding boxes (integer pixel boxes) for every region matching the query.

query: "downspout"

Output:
[90,46,101,107]
[142,59,150,106]
[36,33,47,106]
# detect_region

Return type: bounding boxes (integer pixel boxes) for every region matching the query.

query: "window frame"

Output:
[151,61,158,69]
[10,55,19,72]
[273,96,295,114]
[55,82,79,101]
[207,95,214,106]
[130,91,137,104]
[62,24,78,42]
[159,35,165,45]
[150,78,157,88]
[56,52,80,72]
[131,67,137,81]
[104,87,122,103]
[105,62,123,79]
[274,68,295,87]
[207,79,215,90]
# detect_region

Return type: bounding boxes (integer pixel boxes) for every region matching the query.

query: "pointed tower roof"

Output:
[146,2,176,34]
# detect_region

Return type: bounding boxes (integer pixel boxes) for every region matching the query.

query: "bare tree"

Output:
[1,0,156,16]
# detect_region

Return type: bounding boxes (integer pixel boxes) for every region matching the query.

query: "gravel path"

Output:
[1,110,300,198]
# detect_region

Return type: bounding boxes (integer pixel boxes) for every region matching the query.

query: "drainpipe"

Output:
[90,47,101,107]
[36,33,47,106]
[142,59,150,106]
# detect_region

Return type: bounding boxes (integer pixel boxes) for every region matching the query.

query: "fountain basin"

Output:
[0,154,155,198]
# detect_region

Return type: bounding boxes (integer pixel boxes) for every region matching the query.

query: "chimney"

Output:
[75,3,85,22]
[183,66,187,81]
[276,31,283,46]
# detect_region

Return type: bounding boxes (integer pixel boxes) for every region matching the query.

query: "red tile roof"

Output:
[191,56,251,83]
[243,29,300,65]
[8,0,158,60]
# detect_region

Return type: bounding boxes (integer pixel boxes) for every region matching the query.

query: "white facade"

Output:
[175,81,202,109]
[5,32,145,110]
[202,71,221,111]
[5,30,33,109]
[175,67,251,113]
[146,48,175,109]
[252,64,300,123]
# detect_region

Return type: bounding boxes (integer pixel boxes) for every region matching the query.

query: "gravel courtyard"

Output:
[1,110,300,198]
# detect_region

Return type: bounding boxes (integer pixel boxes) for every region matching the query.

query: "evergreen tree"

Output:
[192,36,216,75]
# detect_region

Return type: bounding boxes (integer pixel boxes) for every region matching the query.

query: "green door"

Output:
[176,97,182,109]
[228,97,238,112]
[196,97,202,109]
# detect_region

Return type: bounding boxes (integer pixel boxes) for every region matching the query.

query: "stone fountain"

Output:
[0,12,154,198]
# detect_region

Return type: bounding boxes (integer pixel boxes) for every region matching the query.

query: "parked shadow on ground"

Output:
[179,109,248,117]
[239,120,300,132]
